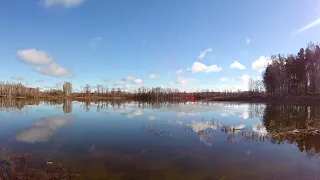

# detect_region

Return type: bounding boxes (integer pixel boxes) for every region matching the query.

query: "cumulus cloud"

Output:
[11,76,24,81]
[230,61,246,70]
[35,63,74,78]
[176,69,183,75]
[132,79,143,85]
[17,48,54,65]
[149,74,159,79]
[122,76,144,85]
[220,77,228,81]
[239,74,249,83]
[42,0,85,8]
[252,56,272,72]
[198,48,212,59]
[188,62,222,73]
[246,38,251,44]
[238,74,250,91]
[17,48,74,78]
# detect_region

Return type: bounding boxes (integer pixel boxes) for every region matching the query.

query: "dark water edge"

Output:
[208,96,320,105]
[1,99,320,180]
[3,94,320,105]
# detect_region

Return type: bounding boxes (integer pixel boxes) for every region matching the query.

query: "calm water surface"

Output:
[1,99,320,180]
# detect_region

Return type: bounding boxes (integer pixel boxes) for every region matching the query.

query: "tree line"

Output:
[262,42,320,96]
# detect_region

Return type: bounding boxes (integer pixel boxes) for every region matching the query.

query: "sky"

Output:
[1,0,320,92]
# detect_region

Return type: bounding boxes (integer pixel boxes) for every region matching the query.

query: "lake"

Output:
[1,99,320,180]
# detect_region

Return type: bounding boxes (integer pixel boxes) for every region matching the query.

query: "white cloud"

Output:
[176,69,183,75]
[198,48,212,59]
[230,61,246,70]
[11,76,24,81]
[42,0,85,8]
[149,74,159,79]
[252,56,272,72]
[177,77,187,84]
[238,74,250,91]
[239,74,249,83]
[188,62,222,73]
[220,77,228,81]
[172,77,197,85]
[17,48,54,65]
[122,76,144,85]
[89,36,102,49]
[246,38,251,44]
[35,63,74,78]
[132,79,143,85]
[294,18,320,34]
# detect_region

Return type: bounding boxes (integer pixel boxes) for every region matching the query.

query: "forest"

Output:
[262,42,320,96]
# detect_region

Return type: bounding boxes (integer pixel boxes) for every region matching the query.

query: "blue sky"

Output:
[1,0,320,92]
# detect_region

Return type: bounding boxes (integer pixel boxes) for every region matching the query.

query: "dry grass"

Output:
[0,149,80,180]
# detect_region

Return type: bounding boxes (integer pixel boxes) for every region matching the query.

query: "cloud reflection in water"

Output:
[16,115,74,143]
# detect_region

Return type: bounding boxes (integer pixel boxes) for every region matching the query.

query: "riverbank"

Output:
[207,95,320,104]
[0,149,79,180]
[2,95,320,104]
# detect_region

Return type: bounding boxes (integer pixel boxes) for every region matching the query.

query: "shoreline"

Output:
[206,96,320,104]
[1,95,320,104]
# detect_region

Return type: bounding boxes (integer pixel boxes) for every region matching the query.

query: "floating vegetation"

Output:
[142,124,172,139]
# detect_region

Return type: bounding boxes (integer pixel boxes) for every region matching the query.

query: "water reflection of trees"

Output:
[0,99,267,119]
[0,98,72,114]
[0,98,40,112]
[262,104,320,157]
[142,104,320,158]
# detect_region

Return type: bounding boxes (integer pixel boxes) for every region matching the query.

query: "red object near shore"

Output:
[183,93,198,101]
